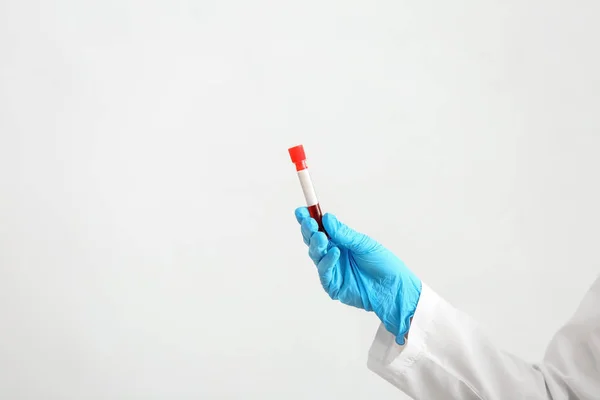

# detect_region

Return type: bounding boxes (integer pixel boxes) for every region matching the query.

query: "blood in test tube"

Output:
[288,144,326,233]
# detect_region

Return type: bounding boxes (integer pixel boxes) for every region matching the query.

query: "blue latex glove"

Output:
[295,207,422,345]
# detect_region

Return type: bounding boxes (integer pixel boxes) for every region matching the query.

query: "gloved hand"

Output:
[295,207,422,345]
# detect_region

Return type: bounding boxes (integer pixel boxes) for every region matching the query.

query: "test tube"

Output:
[288,144,326,233]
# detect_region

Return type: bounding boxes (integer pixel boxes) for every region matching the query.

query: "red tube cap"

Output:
[288,145,307,171]
[288,145,306,163]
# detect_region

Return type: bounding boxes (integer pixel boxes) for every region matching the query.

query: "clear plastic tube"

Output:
[288,144,325,233]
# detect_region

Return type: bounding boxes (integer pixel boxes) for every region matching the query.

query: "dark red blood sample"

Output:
[308,203,326,234]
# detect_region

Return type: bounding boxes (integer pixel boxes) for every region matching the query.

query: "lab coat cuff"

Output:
[367,283,441,373]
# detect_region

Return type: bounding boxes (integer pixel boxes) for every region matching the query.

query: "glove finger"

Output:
[295,207,310,224]
[301,217,319,246]
[322,213,379,254]
[308,231,328,264]
[317,246,341,299]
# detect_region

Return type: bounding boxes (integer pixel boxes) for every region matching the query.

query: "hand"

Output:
[295,207,422,345]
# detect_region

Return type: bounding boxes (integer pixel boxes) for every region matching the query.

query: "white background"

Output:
[1,1,599,399]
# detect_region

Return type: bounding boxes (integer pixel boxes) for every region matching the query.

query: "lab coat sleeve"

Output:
[367,278,600,399]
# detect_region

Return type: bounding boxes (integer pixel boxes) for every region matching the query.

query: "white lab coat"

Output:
[367,276,600,399]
